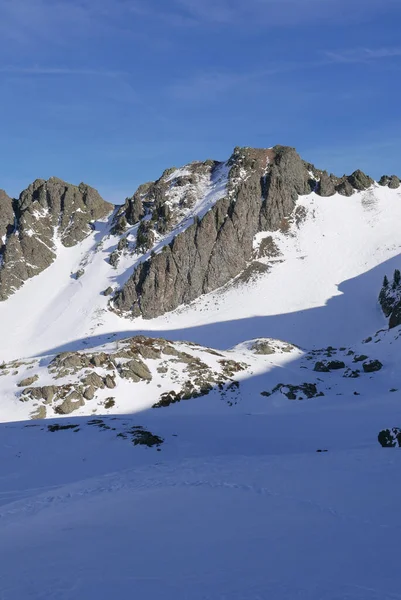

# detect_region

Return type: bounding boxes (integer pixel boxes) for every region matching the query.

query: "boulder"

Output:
[104,374,116,389]
[55,392,85,414]
[82,372,105,389]
[120,359,152,381]
[314,361,330,373]
[326,360,345,370]
[18,374,39,387]
[378,428,401,447]
[362,360,383,373]
[83,385,96,400]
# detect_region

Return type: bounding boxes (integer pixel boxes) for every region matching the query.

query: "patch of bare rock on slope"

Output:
[2,336,250,419]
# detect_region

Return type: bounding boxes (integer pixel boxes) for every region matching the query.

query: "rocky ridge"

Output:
[111,145,378,318]
[0,335,254,420]
[379,269,401,329]
[0,178,112,300]
[1,145,391,317]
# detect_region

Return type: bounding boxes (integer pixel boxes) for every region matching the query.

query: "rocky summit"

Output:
[0,177,112,300]
[111,145,379,319]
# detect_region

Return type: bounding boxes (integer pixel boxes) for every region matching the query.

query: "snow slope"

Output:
[1,372,401,599]
[1,177,401,599]
[0,184,400,361]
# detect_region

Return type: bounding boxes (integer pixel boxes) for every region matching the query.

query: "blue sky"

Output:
[0,0,400,203]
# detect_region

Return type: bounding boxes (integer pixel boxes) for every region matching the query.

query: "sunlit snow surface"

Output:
[1,183,401,599]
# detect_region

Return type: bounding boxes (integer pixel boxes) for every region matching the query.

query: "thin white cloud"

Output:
[0,66,123,76]
[0,0,120,45]
[174,0,398,26]
[168,46,401,101]
[326,47,401,63]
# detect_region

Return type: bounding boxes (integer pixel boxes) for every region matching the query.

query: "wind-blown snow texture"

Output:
[1,150,401,600]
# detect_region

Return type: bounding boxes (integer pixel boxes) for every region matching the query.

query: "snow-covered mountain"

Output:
[1,145,401,600]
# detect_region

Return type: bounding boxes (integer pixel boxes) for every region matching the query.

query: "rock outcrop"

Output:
[379,175,401,189]
[112,146,375,319]
[379,270,401,329]
[112,146,313,318]
[378,428,401,447]
[317,169,373,197]
[113,159,220,234]
[9,335,246,418]
[0,146,377,314]
[0,178,112,300]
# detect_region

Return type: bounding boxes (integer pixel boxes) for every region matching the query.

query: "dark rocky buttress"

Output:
[0,178,113,300]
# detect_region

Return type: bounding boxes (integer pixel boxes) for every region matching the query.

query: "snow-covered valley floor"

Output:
[1,184,401,599]
[1,398,401,600]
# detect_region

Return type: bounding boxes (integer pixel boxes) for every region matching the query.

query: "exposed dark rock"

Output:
[378,428,401,447]
[388,176,401,189]
[0,178,112,300]
[130,426,163,447]
[104,397,115,409]
[103,286,113,296]
[0,189,15,250]
[379,175,400,189]
[48,423,80,432]
[335,179,354,197]
[256,236,281,259]
[318,172,337,197]
[262,382,324,400]
[363,360,383,373]
[117,237,129,252]
[136,220,156,252]
[353,354,368,363]
[389,302,401,329]
[379,270,401,328]
[347,170,374,191]
[326,360,345,370]
[109,250,120,268]
[343,369,360,378]
[115,183,151,228]
[314,361,330,373]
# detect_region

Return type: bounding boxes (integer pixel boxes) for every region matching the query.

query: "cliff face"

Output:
[112,146,316,318]
[379,270,401,330]
[0,178,112,300]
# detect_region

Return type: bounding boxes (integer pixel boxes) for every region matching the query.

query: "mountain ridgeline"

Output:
[0,178,112,300]
[0,145,399,319]
[110,145,393,319]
